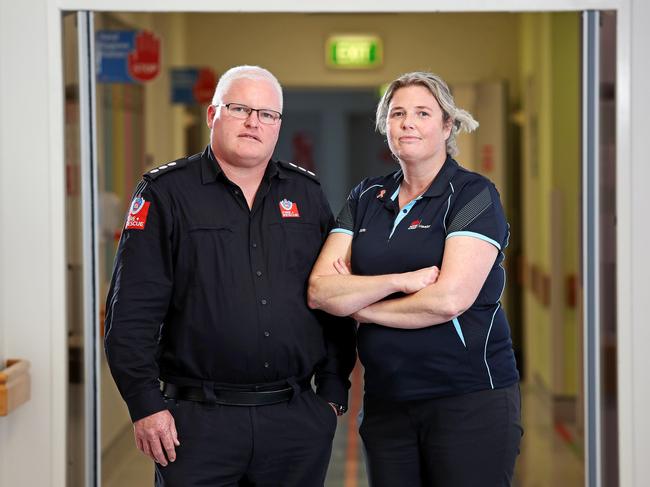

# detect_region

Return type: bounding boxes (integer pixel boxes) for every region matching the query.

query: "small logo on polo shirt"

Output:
[279,198,300,218]
[408,219,431,230]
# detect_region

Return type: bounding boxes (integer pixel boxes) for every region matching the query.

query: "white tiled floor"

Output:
[102,382,583,487]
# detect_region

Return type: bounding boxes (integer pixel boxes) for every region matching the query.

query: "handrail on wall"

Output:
[0,359,31,416]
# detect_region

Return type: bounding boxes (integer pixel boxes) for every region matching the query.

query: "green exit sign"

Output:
[326,35,383,69]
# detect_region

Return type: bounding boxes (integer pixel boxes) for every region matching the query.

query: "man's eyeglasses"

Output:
[216,103,282,125]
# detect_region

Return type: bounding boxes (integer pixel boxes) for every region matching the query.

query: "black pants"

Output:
[155,388,337,487]
[359,384,523,487]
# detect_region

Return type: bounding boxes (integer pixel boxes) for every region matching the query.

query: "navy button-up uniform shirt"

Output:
[333,156,518,401]
[105,146,356,421]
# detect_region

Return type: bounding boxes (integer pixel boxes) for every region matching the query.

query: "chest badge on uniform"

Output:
[125,196,151,230]
[279,199,300,218]
[376,189,386,199]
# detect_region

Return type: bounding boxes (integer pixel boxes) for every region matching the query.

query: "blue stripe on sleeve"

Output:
[330,228,354,236]
[446,231,501,250]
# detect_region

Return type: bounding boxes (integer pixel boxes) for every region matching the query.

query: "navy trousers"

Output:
[360,384,523,487]
[155,388,337,487]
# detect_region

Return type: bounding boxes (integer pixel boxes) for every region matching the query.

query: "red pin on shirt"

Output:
[128,30,161,82]
[279,199,300,218]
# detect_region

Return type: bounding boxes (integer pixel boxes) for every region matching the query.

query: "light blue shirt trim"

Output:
[446,231,502,250]
[359,184,383,199]
[388,185,422,240]
[484,304,499,389]
[442,182,454,232]
[330,228,353,236]
[452,317,466,348]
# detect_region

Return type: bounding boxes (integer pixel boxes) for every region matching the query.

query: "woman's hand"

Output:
[336,260,440,323]
[309,233,441,317]
[334,258,439,294]
[397,266,440,294]
[348,236,499,329]
[333,258,352,275]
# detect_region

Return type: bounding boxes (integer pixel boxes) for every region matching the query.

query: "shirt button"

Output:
[256,270,262,277]
[402,209,407,213]
[261,299,268,305]
[233,189,240,195]
[252,243,258,248]
[264,331,270,337]
[264,362,270,368]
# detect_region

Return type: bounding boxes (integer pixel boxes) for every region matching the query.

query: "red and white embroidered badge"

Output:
[125,196,151,230]
[279,199,300,218]
[408,219,421,230]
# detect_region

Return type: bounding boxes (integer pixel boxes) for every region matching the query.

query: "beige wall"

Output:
[185,13,521,95]
[519,12,581,398]
[0,0,67,485]
[110,12,522,173]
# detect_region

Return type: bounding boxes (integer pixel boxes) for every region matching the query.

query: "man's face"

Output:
[207,78,282,169]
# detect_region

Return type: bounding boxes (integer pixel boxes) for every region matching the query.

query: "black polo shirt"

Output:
[333,156,519,401]
[105,146,356,421]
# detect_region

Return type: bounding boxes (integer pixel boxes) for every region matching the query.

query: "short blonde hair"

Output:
[375,71,478,157]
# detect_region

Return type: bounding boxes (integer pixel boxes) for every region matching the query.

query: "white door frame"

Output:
[43,1,637,486]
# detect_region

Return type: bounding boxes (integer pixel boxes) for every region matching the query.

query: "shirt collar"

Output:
[421,155,459,197]
[201,145,221,184]
[201,145,284,184]
[377,155,458,209]
[377,170,403,210]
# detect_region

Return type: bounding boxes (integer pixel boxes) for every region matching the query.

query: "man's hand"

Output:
[133,409,180,466]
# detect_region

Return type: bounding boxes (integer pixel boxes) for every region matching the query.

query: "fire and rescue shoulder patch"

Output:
[125,196,151,230]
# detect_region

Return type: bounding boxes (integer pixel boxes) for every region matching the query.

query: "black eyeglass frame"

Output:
[215,102,283,124]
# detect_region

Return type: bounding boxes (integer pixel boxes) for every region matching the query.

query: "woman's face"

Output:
[386,85,452,166]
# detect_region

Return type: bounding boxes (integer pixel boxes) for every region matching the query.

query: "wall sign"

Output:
[326,35,383,69]
[96,30,161,83]
[170,67,217,104]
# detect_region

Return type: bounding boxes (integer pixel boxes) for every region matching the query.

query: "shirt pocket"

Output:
[175,225,236,292]
[267,221,322,278]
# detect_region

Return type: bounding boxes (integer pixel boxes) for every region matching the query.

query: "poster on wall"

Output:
[96,30,161,83]
[170,68,218,104]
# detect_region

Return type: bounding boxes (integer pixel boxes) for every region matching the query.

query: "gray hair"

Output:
[211,65,283,111]
[375,71,478,158]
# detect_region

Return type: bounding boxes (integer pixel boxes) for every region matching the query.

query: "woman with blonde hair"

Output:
[308,71,522,486]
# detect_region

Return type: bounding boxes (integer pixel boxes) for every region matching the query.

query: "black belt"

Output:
[161,378,311,406]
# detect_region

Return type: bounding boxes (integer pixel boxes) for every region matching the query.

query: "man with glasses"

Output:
[105,65,356,487]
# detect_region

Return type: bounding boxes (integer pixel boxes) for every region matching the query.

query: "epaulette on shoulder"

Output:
[277,160,320,183]
[143,157,189,180]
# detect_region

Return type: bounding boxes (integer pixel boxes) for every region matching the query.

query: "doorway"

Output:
[62,10,616,487]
